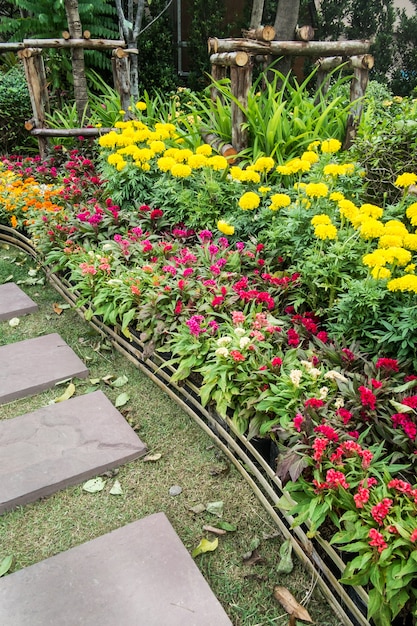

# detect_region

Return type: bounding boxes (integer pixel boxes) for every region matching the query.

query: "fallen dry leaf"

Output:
[142,453,162,462]
[273,586,313,623]
[242,549,265,566]
[53,303,63,315]
[203,525,227,536]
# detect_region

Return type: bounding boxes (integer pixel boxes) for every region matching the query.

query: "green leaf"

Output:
[276,539,293,574]
[115,392,130,407]
[109,479,123,496]
[82,477,106,493]
[112,375,129,387]
[53,382,75,403]
[367,587,383,622]
[0,555,13,577]
[216,521,237,532]
[192,537,218,558]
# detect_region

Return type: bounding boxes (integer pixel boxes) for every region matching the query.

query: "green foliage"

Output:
[186,66,353,162]
[0,64,36,154]
[351,82,417,205]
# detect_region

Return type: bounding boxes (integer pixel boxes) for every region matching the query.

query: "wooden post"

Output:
[242,25,276,42]
[343,55,374,149]
[230,63,253,152]
[17,48,49,159]
[315,56,343,96]
[112,48,131,113]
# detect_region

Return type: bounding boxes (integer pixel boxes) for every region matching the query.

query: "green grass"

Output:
[0,244,342,626]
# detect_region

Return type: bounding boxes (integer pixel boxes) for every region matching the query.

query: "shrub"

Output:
[0,65,36,155]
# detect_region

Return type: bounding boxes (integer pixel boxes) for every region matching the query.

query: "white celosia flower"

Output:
[309,368,322,380]
[239,337,251,349]
[215,347,229,358]
[319,386,329,400]
[234,327,246,337]
[289,369,303,386]
[217,335,233,346]
[324,370,348,383]
[334,397,345,409]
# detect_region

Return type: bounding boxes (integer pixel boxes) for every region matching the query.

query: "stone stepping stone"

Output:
[0,512,232,626]
[0,282,38,321]
[0,332,89,404]
[0,390,147,513]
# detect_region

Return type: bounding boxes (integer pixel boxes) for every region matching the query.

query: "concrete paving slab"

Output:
[0,282,38,321]
[0,333,89,404]
[0,512,232,626]
[0,390,147,513]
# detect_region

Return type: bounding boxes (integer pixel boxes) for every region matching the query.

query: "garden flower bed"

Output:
[2,91,417,626]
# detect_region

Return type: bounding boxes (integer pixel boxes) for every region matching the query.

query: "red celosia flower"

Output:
[410,529,417,542]
[376,357,399,372]
[354,486,370,508]
[341,348,356,362]
[358,386,377,410]
[402,395,417,409]
[230,350,245,362]
[387,478,413,494]
[336,408,353,425]
[271,357,283,368]
[316,331,328,343]
[370,378,382,389]
[287,328,300,346]
[305,398,325,409]
[371,498,393,525]
[174,300,183,315]
[314,423,338,441]
[150,208,164,219]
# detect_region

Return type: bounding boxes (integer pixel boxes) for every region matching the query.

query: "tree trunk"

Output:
[64,0,90,123]
[115,0,146,102]
[273,0,300,75]
[250,0,265,29]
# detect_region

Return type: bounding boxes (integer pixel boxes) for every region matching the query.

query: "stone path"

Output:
[0,283,233,625]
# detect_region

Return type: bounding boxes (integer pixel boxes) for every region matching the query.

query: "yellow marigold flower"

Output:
[157,156,176,172]
[207,155,228,171]
[405,264,416,273]
[10,215,17,228]
[406,203,417,226]
[107,153,125,167]
[371,266,391,280]
[154,122,176,139]
[311,214,331,226]
[276,164,293,175]
[305,182,328,198]
[385,220,408,235]
[379,235,404,248]
[403,233,417,250]
[140,162,151,172]
[338,199,358,221]
[330,191,345,202]
[320,139,342,153]
[294,182,307,191]
[360,203,383,219]
[98,131,120,149]
[393,96,403,103]
[395,172,417,188]
[171,163,192,178]
[359,218,385,239]
[135,101,147,111]
[323,163,347,177]
[314,223,338,240]
[148,140,165,154]
[258,186,271,194]
[217,220,235,235]
[250,156,275,173]
[388,275,417,292]
[187,154,207,169]
[363,250,389,268]
[239,169,261,183]
[301,151,319,164]
[384,246,412,266]
[238,191,261,210]
[230,166,244,181]
[269,193,291,210]
[307,141,320,151]
[116,159,127,171]
[196,144,212,156]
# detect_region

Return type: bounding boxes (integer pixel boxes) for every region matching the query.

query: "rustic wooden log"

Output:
[17,48,49,159]
[30,127,113,137]
[83,30,91,40]
[112,52,131,113]
[230,65,252,153]
[210,51,249,67]
[0,42,25,52]
[200,131,238,163]
[315,55,344,71]
[343,64,371,149]
[208,37,371,57]
[22,38,126,49]
[62,31,71,40]
[295,24,315,42]
[24,118,36,131]
[350,54,374,70]
[242,25,276,42]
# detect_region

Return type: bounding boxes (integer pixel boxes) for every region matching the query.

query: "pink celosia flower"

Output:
[325,469,350,489]
[369,528,388,553]
[376,357,399,372]
[305,398,325,409]
[314,423,338,441]
[312,437,329,462]
[371,498,393,525]
[336,408,353,425]
[354,486,370,508]
[232,311,245,325]
[271,357,283,368]
[293,413,304,432]
[387,478,413,494]
[358,386,377,410]
[230,350,245,362]
[410,529,417,542]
